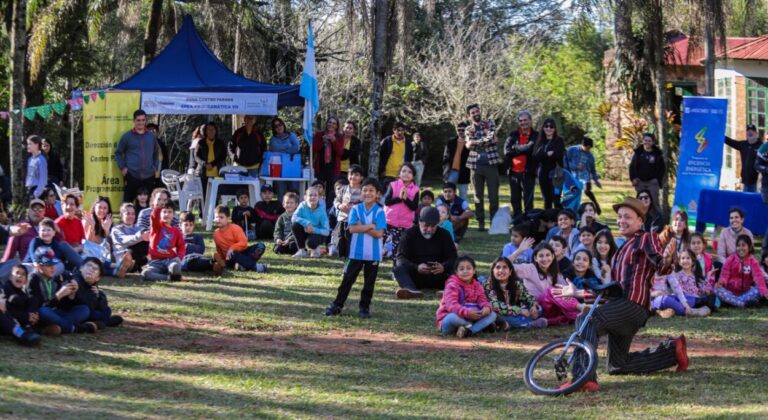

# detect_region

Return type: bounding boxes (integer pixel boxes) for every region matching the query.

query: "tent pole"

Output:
[69,112,74,187]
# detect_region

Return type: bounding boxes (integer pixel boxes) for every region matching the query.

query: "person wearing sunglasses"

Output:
[636,190,665,234]
[532,118,565,210]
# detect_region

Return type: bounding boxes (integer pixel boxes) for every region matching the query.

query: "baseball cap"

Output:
[29,199,45,209]
[261,184,274,193]
[33,246,61,266]
[747,123,757,131]
[419,206,440,225]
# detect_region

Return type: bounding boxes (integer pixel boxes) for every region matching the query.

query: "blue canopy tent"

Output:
[113,15,303,111]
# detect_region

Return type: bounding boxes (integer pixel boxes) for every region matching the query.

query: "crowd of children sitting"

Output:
[433,199,768,339]
[2,169,767,347]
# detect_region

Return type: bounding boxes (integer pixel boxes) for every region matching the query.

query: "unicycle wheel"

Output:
[523,338,597,396]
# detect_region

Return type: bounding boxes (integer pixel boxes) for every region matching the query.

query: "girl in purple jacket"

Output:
[435,256,496,338]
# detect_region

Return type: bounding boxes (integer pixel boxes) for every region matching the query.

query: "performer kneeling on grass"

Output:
[555,197,687,393]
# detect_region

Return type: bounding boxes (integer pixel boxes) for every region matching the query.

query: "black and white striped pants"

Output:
[572,298,677,382]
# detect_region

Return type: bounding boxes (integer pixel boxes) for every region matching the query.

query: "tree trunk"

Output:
[652,24,670,219]
[143,0,164,68]
[613,0,633,69]
[9,0,26,207]
[369,0,389,178]
[704,21,715,96]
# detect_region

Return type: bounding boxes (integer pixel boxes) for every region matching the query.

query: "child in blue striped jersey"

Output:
[325,178,387,318]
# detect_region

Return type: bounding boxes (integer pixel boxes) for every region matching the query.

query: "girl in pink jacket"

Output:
[436,256,496,338]
[508,242,580,326]
[714,234,768,308]
[383,163,420,259]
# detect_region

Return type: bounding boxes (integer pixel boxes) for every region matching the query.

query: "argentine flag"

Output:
[300,22,319,145]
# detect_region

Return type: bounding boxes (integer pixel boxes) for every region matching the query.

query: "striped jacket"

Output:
[465,119,501,169]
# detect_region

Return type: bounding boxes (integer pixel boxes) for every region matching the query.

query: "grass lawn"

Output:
[1,181,767,418]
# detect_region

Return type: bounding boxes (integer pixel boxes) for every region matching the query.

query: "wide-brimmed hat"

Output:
[612,197,647,220]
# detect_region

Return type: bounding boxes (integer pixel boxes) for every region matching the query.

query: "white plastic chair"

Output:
[179,173,204,213]
[161,169,182,206]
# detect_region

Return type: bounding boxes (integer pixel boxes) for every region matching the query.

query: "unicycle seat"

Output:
[585,282,623,299]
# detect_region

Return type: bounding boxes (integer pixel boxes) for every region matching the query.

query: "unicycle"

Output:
[523,282,624,396]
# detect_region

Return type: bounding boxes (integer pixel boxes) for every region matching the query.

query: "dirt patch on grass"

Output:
[102,319,760,360]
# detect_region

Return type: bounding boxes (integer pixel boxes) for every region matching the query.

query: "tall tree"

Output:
[142,0,164,68]
[9,0,25,205]
[369,0,389,177]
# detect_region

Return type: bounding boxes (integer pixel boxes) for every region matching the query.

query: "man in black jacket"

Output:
[726,124,763,192]
[504,110,538,218]
[393,207,458,299]
[629,133,666,207]
[442,122,471,199]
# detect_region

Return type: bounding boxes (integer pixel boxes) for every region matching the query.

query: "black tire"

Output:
[524,338,597,396]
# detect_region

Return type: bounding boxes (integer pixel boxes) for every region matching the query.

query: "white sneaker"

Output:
[293,249,309,258]
[310,247,322,258]
[328,245,339,257]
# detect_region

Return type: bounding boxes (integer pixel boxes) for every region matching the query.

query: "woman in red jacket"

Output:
[312,116,344,203]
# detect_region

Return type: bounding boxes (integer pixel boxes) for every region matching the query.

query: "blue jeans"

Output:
[90,308,112,324]
[502,314,536,329]
[39,305,90,333]
[440,312,497,335]
[743,183,757,193]
[447,170,469,200]
[227,243,266,270]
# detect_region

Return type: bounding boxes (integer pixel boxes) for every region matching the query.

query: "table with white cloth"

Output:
[203,177,261,230]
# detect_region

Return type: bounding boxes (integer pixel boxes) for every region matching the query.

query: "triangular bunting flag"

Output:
[23,107,37,120]
[0,112,7,120]
[12,110,20,114]
[36,105,52,119]
[98,91,106,99]
[90,92,98,101]
[83,95,90,104]
[52,101,67,115]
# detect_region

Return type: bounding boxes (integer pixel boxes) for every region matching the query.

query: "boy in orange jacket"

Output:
[213,205,267,272]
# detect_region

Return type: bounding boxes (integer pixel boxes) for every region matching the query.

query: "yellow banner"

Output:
[83,91,140,207]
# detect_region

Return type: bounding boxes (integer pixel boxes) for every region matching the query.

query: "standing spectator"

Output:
[629,133,666,208]
[725,124,763,192]
[532,118,565,209]
[41,138,64,187]
[379,122,413,188]
[313,116,345,204]
[114,110,159,203]
[230,115,267,177]
[25,135,48,201]
[195,122,227,202]
[465,104,500,232]
[268,117,301,198]
[339,120,362,179]
[383,163,420,258]
[564,136,602,214]
[411,132,429,186]
[504,111,538,218]
[188,124,206,173]
[442,122,471,199]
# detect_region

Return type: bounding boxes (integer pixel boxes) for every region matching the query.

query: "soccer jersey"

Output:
[348,202,387,261]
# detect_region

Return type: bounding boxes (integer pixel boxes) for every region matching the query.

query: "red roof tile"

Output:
[715,34,768,60]
[667,35,757,66]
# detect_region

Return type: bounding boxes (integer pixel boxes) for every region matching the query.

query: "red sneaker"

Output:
[558,380,600,393]
[675,335,688,372]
